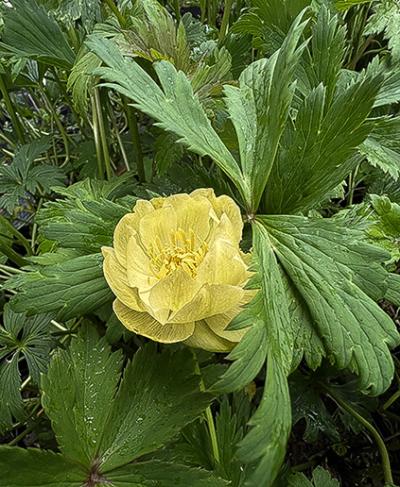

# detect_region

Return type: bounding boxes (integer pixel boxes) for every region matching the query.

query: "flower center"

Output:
[149,229,208,279]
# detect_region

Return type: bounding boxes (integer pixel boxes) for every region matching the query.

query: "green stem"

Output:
[173,0,181,20]
[103,0,126,27]
[0,242,28,267]
[0,214,32,256]
[109,102,130,171]
[0,74,26,144]
[93,88,113,180]
[40,87,71,165]
[191,350,220,466]
[123,97,145,182]
[329,392,393,484]
[383,389,400,410]
[91,93,104,178]
[219,0,234,44]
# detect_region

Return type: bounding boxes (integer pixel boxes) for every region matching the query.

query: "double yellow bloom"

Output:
[102,189,253,352]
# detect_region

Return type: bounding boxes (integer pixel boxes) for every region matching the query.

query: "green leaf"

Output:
[86,36,248,205]
[215,222,295,486]
[42,326,212,472]
[123,0,190,70]
[289,466,340,487]
[298,7,346,107]
[0,353,23,433]
[385,273,400,306]
[367,195,400,263]
[224,11,308,211]
[7,253,112,320]
[37,194,130,254]
[0,304,52,432]
[106,461,228,487]
[0,137,64,213]
[290,371,340,443]
[264,72,382,213]
[98,344,212,472]
[360,117,400,180]
[0,447,84,487]
[67,50,101,115]
[0,0,75,68]
[365,0,400,61]
[41,324,123,467]
[260,214,400,395]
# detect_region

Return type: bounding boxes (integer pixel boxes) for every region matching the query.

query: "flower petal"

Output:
[191,189,243,242]
[148,268,201,323]
[138,206,178,247]
[183,320,235,352]
[170,283,244,323]
[169,196,212,243]
[113,299,195,343]
[113,200,154,267]
[205,307,248,341]
[126,236,157,290]
[197,238,249,286]
[102,247,144,311]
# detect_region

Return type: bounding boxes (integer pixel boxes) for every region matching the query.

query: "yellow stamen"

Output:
[149,228,208,279]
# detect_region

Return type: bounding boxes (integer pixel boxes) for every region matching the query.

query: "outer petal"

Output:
[191,189,243,242]
[197,238,248,286]
[126,236,157,290]
[113,300,195,343]
[113,200,154,267]
[169,283,244,323]
[183,320,235,352]
[102,247,144,312]
[147,268,201,323]
[205,307,247,342]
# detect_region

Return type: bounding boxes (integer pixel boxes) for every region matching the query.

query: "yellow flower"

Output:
[102,188,253,352]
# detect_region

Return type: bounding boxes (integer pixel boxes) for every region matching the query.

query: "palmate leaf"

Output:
[365,0,400,61]
[37,324,223,486]
[215,216,399,484]
[260,215,399,395]
[264,72,382,214]
[6,179,135,320]
[289,466,340,487]
[0,305,52,432]
[87,11,309,212]
[0,137,65,213]
[7,253,112,320]
[224,12,308,211]
[0,0,75,68]
[86,35,248,204]
[360,117,400,180]
[0,447,84,487]
[214,223,295,487]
